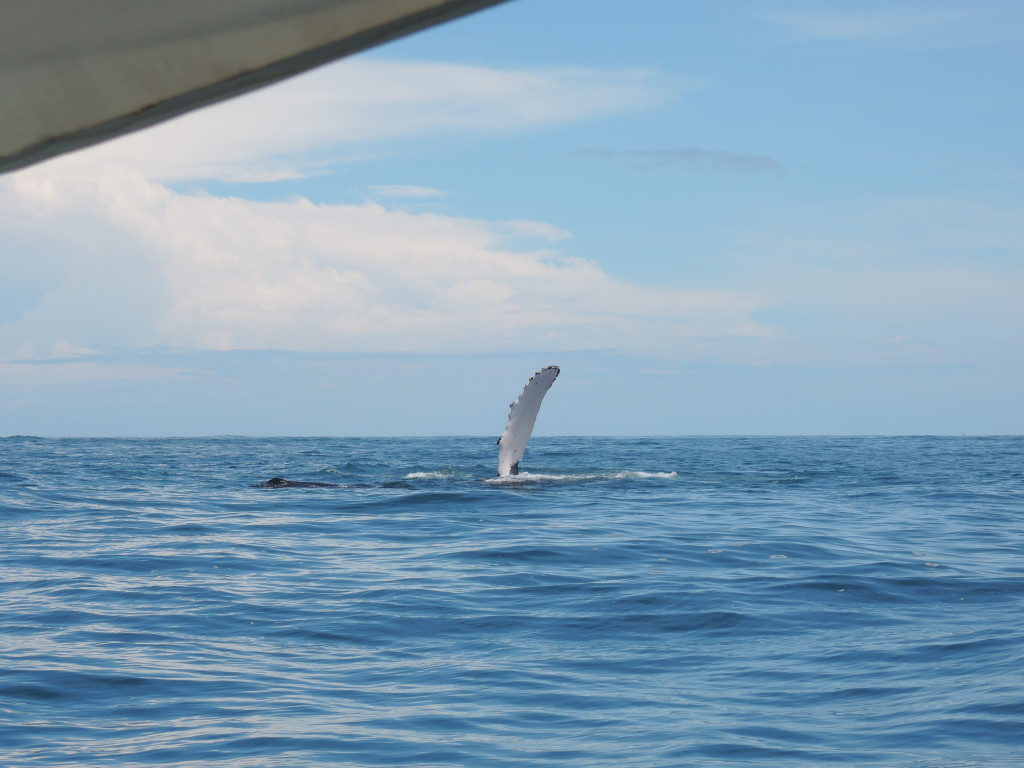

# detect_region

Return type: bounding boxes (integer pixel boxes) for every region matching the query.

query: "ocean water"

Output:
[1,435,1022,767]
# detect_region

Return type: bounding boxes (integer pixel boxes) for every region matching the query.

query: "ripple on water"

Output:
[0,437,1022,767]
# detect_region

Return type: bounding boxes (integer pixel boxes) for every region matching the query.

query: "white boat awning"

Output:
[0,0,507,174]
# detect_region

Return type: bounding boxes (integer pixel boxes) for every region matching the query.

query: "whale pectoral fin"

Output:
[496,365,560,478]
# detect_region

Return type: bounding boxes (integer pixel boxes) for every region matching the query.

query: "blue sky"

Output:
[2,0,1022,436]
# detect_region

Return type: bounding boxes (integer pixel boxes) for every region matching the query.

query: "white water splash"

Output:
[404,470,459,480]
[484,470,678,485]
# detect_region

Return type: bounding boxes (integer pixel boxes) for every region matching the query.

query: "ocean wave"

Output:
[483,469,678,485]
[404,470,460,480]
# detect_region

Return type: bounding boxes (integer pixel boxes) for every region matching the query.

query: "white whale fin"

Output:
[496,366,560,477]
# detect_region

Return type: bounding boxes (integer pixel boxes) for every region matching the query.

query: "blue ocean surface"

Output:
[1,436,1022,767]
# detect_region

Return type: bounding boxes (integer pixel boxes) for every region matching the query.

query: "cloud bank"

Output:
[0,55,776,371]
[0,165,773,363]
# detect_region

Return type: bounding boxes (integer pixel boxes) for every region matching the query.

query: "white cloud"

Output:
[0,165,773,361]
[764,5,1024,46]
[0,56,740,370]
[369,185,447,199]
[47,59,674,183]
[769,11,959,40]
[14,341,98,360]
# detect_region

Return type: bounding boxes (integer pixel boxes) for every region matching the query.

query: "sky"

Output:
[2,0,1022,436]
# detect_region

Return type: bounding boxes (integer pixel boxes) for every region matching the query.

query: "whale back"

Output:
[496,366,560,477]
